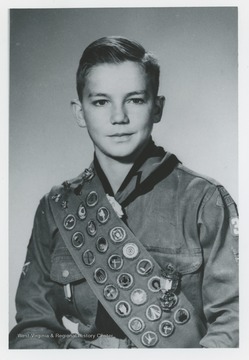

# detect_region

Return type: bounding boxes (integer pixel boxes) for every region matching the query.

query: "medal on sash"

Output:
[159,265,180,312]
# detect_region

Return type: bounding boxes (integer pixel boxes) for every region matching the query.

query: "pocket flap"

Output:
[146,247,203,274]
[50,247,85,284]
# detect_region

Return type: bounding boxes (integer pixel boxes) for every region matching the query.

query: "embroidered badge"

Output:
[128,317,145,334]
[86,191,98,207]
[115,301,131,317]
[71,232,85,249]
[136,259,154,276]
[86,220,97,237]
[96,237,109,253]
[230,217,239,236]
[109,227,126,243]
[130,288,147,305]
[94,268,108,284]
[77,203,87,220]
[64,214,77,230]
[145,304,162,321]
[117,273,134,290]
[96,207,110,224]
[103,284,119,301]
[123,243,139,259]
[159,320,175,337]
[82,250,95,266]
[141,331,158,347]
[108,254,124,271]
[217,186,235,207]
[174,308,190,325]
[147,276,161,292]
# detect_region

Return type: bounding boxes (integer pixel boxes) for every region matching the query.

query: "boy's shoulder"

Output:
[176,163,222,187]
[174,163,236,207]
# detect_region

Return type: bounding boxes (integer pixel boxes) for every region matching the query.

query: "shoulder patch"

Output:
[216,186,235,207]
[230,217,239,237]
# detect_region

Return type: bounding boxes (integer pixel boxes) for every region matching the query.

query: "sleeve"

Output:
[198,185,239,348]
[9,195,71,349]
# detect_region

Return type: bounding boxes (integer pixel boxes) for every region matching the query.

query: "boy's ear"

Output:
[71,99,86,128]
[153,96,165,123]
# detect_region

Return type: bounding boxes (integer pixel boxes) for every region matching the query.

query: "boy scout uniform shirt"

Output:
[9,141,239,349]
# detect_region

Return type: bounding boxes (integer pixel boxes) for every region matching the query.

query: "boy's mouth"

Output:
[109,133,134,137]
[108,133,134,142]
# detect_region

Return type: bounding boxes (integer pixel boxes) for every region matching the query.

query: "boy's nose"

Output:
[110,105,129,124]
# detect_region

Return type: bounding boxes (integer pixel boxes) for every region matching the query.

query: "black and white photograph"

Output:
[3,0,248,357]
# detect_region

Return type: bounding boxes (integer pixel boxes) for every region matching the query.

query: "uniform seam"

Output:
[176,165,219,216]
[176,164,221,187]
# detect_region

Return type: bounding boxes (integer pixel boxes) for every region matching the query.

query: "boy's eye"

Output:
[128,98,145,104]
[93,99,109,106]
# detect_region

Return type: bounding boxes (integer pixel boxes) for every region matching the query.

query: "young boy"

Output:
[9,36,239,349]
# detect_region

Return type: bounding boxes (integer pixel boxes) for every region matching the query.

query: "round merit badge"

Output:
[109,227,126,243]
[63,214,76,230]
[94,268,108,284]
[115,301,131,317]
[86,220,97,237]
[122,243,139,259]
[141,331,158,347]
[77,202,87,220]
[146,304,162,321]
[174,308,190,325]
[96,207,110,224]
[128,317,145,334]
[82,249,95,266]
[96,237,109,253]
[130,288,147,305]
[117,273,134,290]
[136,259,154,276]
[159,320,175,337]
[86,191,98,207]
[71,231,84,249]
[147,276,161,292]
[108,254,124,271]
[103,284,119,301]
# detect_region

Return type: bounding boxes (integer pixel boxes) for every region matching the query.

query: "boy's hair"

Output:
[76,36,160,101]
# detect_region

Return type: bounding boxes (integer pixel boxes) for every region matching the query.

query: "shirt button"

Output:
[62,270,69,278]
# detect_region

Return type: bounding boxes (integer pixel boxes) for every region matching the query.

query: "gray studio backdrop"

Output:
[9,7,238,330]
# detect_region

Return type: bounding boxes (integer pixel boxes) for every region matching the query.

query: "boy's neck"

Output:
[95,154,134,195]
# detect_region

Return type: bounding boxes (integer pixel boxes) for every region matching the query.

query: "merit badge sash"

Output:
[49,168,206,348]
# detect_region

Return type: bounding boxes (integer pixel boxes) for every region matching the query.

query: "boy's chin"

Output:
[107,147,145,164]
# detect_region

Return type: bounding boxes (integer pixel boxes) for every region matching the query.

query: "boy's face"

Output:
[74,61,164,162]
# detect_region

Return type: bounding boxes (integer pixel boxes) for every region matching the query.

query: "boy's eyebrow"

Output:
[88,93,108,98]
[126,90,148,97]
[88,90,148,98]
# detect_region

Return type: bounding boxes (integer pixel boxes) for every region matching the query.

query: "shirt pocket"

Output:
[50,247,98,327]
[146,246,204,314]
[50,247,85,285]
